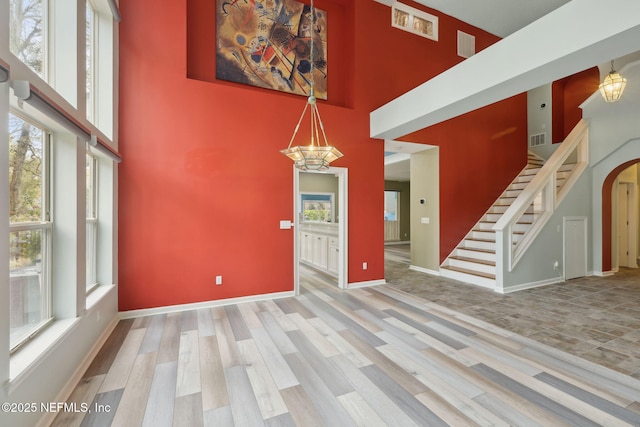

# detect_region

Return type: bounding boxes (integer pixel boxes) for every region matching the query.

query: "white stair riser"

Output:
[471,230,495,240]
[488,205,534,215]
[498,197,517,205]
[485,212,533,222]
[512,222,532,233]
[440,268,495,289]
[477,222,496,230]
[456,248,495,262]
[462,239,496,251]
[503,189,521,197]
[510,182,528,190]
[449,258,495,275]
[521,168,541,176]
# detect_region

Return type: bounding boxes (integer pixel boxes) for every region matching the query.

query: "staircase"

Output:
[440,152,576,289]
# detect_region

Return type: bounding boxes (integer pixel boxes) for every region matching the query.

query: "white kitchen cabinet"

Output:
[299,226,338,277]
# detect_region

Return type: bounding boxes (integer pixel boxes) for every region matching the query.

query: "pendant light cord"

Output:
[309,0,315,99]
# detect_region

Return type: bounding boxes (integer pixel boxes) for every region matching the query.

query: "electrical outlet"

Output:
[363,262,368,270]
[215,275,223,285]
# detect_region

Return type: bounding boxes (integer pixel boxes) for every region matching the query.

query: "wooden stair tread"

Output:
[448,256,495,266]
[441,265,496,280]
[464,237,495,243]
[460,247,495,254]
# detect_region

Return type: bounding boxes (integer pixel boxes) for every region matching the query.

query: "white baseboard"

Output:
[384,241,410,246]
[409,265,440,276]
[347,279,386,289]
[499,276,565,294]
[593,270,615,277]
[37,315,119,427]
[119,291,296,319]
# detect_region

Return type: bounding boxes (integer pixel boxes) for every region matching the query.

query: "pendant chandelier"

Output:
[599,60,627,103]
[281,0,343,171]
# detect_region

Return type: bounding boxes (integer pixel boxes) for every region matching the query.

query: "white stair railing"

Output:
[493,119,589,280]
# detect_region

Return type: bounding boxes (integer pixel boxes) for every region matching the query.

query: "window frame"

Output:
[8,111,53,353]
[86,150,98,293]
[85,0,97,123]
[9,0,49,80]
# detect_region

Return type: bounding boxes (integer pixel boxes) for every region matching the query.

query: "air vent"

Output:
[529,132,546,147]
[457,31,475,58]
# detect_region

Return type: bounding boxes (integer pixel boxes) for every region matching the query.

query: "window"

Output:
[391,2,438,41]
[86,1,96,122]
[8,112,52,351]
[86,152,98,291]
[301,193,334,223]
[9,0,47,78]
[384,191,399,221]
[86,0,115,137]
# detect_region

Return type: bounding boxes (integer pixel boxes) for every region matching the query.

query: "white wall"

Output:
[527,84,556,159]
[584,60,640,275]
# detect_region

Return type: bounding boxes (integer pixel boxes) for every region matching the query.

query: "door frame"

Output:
[563,216,588,280]
[293,166,348,295]
[617,181,638,269]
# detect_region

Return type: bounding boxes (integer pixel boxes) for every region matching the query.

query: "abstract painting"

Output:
[216,0,327,99]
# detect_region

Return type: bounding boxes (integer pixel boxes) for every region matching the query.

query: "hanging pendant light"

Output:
[281,0,343,171]
[599,60,627,103]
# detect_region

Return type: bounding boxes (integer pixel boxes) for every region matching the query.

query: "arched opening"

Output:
[602,158,640,271]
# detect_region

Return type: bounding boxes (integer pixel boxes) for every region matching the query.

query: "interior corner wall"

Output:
[118,0,520,310]
[552,68,600,143]
[527,84,555,159]
[385,180,411,241]
[410,149,439,271]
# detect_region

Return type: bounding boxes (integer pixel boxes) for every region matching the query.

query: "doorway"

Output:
[293,167,348,294]
[617,181,638,268]
[564,217,587,280]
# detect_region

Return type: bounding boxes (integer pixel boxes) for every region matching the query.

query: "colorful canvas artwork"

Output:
[216,0,327,99]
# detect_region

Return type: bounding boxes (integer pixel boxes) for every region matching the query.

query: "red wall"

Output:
[118,0,527,310]
[552,67,599,143]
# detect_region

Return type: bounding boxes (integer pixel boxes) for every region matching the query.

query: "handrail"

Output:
[494,119,589,273]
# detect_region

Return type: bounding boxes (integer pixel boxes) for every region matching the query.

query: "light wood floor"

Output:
[52,266,640,426]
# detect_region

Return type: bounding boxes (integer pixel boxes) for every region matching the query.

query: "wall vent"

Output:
[457,31,475,58]
[529,132,546,147]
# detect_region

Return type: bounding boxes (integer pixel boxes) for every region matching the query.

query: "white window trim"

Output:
[8,114,53,353]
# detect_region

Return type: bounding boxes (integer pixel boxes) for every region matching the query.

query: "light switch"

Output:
[421,217,430,224]
[280,220,292,229]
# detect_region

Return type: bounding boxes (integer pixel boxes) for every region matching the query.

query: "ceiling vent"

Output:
[457,31,475,58]
[529,132,546,147]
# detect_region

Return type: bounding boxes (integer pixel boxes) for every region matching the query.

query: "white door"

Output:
[564,217,587,280]
[618,183,630,267]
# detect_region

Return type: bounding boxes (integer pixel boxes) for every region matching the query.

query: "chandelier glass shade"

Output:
[281,0,342,171]
[599,61,627,103]
[280,95,343,171]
